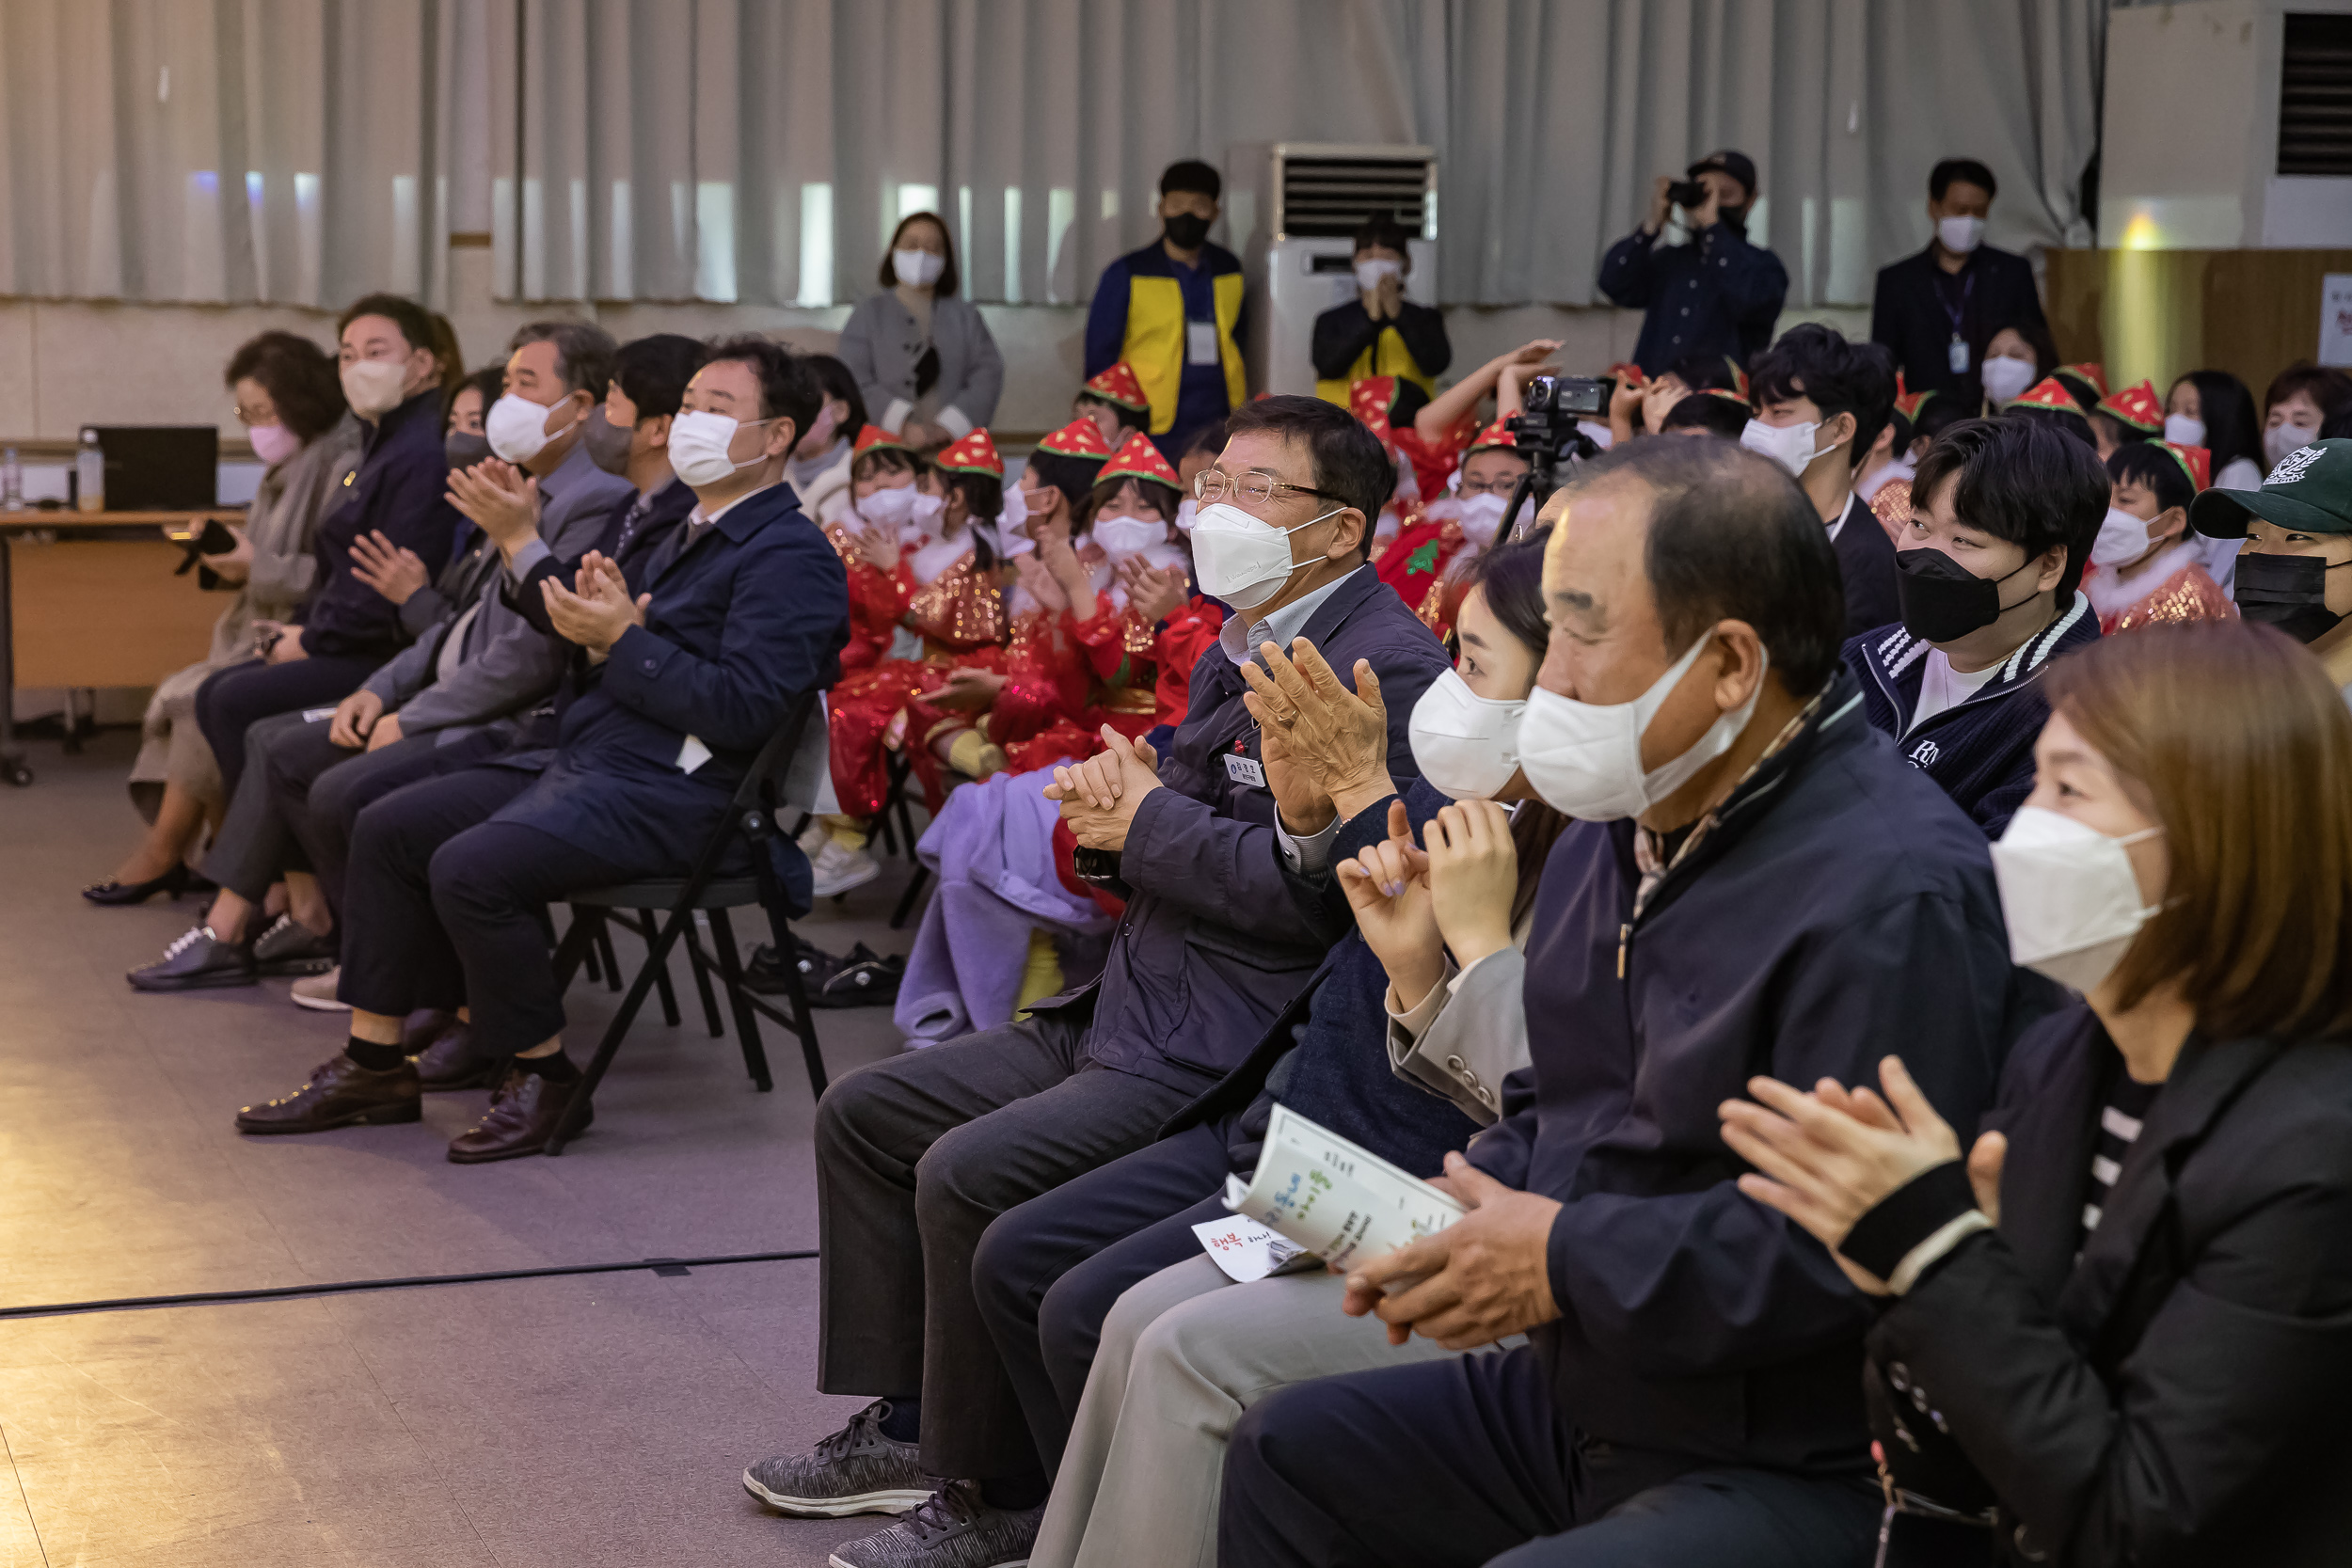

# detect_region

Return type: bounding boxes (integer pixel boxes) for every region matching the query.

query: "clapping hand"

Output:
[1343,1152,1564,1350]
[1238,639,1392,825]
[853,520,900,570]
[1717,1056,1988,1296]
[447,460,541,554]
[1116,558,1188,624]
[1425,800,1518,972]
[1339,800,1441,1007]
[1042,725,1162,851]
[349,530,430,606]
[540,551,647,657]
[929,667,1006,712]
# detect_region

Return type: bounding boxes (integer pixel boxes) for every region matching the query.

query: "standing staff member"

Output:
[1598,150,1788,376]
[1311,214,1450,420]
[1870,159,2048,405]
[1085,160,1248,464]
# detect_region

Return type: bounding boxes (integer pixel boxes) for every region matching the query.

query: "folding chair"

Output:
[877,750,932,930]
[541,689,829,1155]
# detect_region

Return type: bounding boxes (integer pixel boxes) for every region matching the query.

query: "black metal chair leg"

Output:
[580,932,604,984]
[889,863,931,930]
[595,923,623,991]
[747,867,829,1101]
[553,909,602,990]
[641,909,682,1026]
[705,907,774,1091]
[682,923,725,1037]
[548,907,691,1155]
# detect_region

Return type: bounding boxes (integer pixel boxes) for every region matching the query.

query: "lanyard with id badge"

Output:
[1940,271,1975,374]
[1187,318,1221,367]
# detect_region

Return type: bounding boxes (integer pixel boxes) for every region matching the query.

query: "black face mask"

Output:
[2233,550,2349,644]
[445,430,493,470]
[1895,546,2042,643]
[1163,212,1212,251]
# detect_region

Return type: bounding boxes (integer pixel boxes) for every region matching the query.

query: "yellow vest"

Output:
[1314,325,1438,408]
[1123,271,1247,436]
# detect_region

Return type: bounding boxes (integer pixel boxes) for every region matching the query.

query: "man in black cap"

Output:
[2196,436,2352,699]
[1599,150,1788,377]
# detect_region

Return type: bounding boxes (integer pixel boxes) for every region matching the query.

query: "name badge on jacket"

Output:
[1187,320,1220,365]
[1225,752,1265,788]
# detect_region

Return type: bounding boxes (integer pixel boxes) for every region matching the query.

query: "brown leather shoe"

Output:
[235,1054,421,1135]
[408,1020,505,1092]
[446,1065,590,1163]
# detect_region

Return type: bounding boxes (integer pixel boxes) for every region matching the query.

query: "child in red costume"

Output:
[2085,440,2235,634]
[1373,416,1532,633]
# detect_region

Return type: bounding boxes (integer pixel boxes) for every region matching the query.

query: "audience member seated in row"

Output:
[1602,352,1741,446]
[229,338,849,1163]
[87,332,361,906]
[2198,437,2352,700]
[2261,361,2352,473]
[191,293,465,800]
[783,353,868,528]
[1214,436,2032,1568]
[1070,360,1152,454]
[1850,416,2106,835]
[127,323,634,993]
[1740,323,1900,638]
[2084,440,2233,635]
[1014,535,1558,1568]
[1723,621,2352,1566]
[739,396,1450,1567]
[1372,417,1531,633]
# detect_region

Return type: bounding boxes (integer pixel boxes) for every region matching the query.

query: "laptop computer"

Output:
[87,426,218,511]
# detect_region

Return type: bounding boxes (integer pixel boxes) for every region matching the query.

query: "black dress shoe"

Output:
[447,1065,589,1163]
[251,912,338,977]
[129,926,257,991]
[410,1021,507,1092]
[819,948,906,1009]
[745,936,847,996]
[234,1054,422,1134]
[83,863,196,907]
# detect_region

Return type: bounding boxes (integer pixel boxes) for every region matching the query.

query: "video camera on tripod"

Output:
[1499,373,1610,540]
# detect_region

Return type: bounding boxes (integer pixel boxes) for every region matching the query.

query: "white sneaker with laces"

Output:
[290,967,350,1012]
[811,838,882,899]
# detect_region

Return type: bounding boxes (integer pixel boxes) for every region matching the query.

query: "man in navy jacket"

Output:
[744,397,1448,1568]
[1598,150,1788,375]
[1218,437,2031,1567]
[1846,417,2106,836]
[229,338,848,1163]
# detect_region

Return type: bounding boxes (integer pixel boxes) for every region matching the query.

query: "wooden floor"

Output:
[0,730,922,1567]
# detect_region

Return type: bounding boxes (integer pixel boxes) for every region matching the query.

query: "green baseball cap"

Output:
[2192,437,2352,539]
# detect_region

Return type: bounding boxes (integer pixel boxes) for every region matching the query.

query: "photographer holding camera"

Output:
[1599,150,1788,378]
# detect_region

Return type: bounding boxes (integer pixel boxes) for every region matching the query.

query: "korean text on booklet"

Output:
[1221,1104,1466,1272]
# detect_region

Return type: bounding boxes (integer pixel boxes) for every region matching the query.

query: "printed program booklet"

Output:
[1218,1104,1467,1272]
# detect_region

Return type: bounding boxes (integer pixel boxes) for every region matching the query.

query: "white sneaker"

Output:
[289,967,351,1012]
[810,839,882,899]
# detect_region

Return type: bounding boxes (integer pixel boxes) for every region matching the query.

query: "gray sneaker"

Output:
[827,1482,1043,1568]
[743,1400,936,1518]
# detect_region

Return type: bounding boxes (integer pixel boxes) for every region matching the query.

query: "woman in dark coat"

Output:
[1722,620,2352,1566]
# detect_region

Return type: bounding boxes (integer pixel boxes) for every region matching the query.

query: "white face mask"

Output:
[669,409,772,489]
[1936,214,1985,255]
[1454,491,1510,546]
[2163,412,2205,449]
[1517,634,1766,821]
[340,358,411,419]
[1173,498,1199,533]
[485,391,579,464]
[1189,500,1335,610]
[1093,514,1168,560]
[999,480,1033,531]
[1354,257,1402,293]
[1990,806,2164,993]
[1408,667,1527,800]
[902,491,946,539]
[1740,418,1827,479]
[857,483,917,528]
[2266,420,2321,469]
[894,248,946,289]
[1980,355,2038,405]
[2090,505,2157,567]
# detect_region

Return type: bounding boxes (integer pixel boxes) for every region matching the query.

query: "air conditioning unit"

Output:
[1231,143,1438,399]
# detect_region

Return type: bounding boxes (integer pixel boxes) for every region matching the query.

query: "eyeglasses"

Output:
[1456,476,1518,498]
[1193,469,1346,508]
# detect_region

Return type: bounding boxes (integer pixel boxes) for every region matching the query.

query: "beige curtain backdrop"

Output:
[0,0,2108,311]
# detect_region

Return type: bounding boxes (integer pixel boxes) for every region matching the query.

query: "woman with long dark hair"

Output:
[1721,621,2352,1565]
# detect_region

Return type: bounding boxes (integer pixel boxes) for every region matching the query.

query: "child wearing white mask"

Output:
[1372,418,1529,635]
[2082,441,2233,636]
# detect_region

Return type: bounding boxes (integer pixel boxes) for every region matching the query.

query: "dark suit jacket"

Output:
[1865,1005,2352,1565]
[485,481,849,879]
[1035,564,1452,1095]
[295,388,461,659]
[1868,244,2045,403]
[1832,491,1899,639]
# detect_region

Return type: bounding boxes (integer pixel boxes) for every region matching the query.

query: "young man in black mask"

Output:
[1083,159,1247,463]
[2198,436,2352,695]
[1844,416,2106,834]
